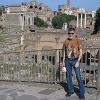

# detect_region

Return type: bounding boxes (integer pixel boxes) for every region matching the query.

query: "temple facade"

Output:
[58,3,96,29]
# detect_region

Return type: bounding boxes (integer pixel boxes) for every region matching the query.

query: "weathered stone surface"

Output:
[0,95,12,100]
[15,95,39,100]
[39,89,57,95]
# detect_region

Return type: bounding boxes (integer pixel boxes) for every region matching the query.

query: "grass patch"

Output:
[0,32,7,35]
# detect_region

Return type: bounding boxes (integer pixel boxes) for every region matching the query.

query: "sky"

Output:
[0,0,100,11]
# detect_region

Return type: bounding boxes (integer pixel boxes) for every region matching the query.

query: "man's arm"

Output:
[62,44,65,67]
[77,48,82,62]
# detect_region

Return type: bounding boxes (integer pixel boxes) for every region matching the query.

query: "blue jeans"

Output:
[65,58,85,96]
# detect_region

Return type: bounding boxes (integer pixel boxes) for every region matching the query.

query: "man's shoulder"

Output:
[64,38,69,43]
[75,37,82,42]
[75,38,83,48]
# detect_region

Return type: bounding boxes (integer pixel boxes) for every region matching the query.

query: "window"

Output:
[30,5,33,8]
[34,6,37,8]
[39,7,42,10]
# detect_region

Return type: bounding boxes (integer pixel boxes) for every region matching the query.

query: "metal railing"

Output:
[0,48,99,88]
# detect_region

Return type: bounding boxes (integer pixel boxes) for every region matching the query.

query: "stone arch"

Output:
[29,5,33,8]
[39,6,42,10]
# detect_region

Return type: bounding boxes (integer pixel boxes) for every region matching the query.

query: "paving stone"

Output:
[40,98,48,100]
[0,95,12,100]
[15,95,39,100]
[39,89,57,95]
[87,88,97,95]
[9,92,18,98]
[56,96,80,100]
[0,82,97,100]
[18,89,25,92]
[0,88,8,91]
[3,89,17,94]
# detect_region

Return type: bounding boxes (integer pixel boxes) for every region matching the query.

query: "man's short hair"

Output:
[68,28,75,32]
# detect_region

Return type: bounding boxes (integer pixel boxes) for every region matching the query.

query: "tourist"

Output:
[62,27,85,100]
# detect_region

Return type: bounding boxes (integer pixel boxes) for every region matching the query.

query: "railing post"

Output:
[96,49,100,100]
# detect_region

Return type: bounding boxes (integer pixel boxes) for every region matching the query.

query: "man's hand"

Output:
[60,62,65,68]
[75,61,79,68]
[60,62,66,72]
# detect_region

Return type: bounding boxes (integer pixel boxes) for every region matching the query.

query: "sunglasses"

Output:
[68,32,75,35]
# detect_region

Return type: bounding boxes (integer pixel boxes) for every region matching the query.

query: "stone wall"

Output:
[20,29,100,51]
[5,14,20,26]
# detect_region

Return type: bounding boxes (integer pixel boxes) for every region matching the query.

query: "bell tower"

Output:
[67,0,71,8]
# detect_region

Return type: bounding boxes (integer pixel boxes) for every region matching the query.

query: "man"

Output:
[62,28,85,100]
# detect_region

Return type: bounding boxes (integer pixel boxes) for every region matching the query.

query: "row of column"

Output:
[76,13,87,28]
[19,12,35,31]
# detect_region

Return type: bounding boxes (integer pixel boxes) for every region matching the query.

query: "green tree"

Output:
[52,14,76,29]
[34,17,48,27]
[93,8,100,34]
[0,5,5,10]
[0,5,5,15]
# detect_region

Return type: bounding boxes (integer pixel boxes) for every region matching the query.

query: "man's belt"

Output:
[66,57,78,60]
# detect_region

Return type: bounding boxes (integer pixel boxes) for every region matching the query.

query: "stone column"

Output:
[7,8,10,13]
[55,37,60,64]
[22,15,24,31]
[84,13,87,28]
[32,15,34,25]
[24,13,27,28]
[80,13,83,28]
[92,11,95,18]
[92,12,95,26]
[26,14,28,26]
[20,14,24,31]
[30,16,33,25]
[30,16,32,25]
[20,34,24,46]
[19,14,22,29]
[76,13,79,28]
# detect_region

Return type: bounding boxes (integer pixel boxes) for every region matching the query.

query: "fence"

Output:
[0,48,99,88]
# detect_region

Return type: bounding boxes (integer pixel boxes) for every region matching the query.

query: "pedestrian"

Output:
[62,27,85,100]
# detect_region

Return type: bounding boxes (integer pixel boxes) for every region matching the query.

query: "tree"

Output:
[52,14,76,29]
[0,5,5,11]
[0,5,5,15]
[93,8,100,34]
[34,17,48,27]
